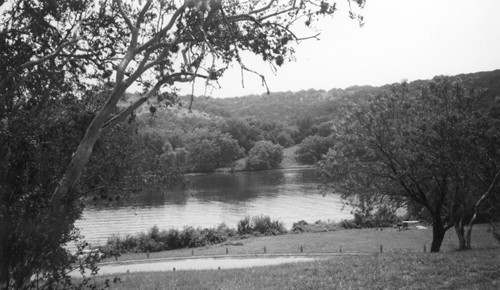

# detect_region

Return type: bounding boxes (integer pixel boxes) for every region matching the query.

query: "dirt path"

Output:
[72,253,370,277]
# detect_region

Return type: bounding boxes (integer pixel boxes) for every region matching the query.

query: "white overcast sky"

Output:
[178,0,500,98]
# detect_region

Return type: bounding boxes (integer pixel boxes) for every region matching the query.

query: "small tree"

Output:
[321,78,500,252]
[246,140,283,170]
[184,128,243,172]
[295,135,335,164]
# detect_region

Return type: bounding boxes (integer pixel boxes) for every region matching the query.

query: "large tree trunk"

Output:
[431,215,447,252]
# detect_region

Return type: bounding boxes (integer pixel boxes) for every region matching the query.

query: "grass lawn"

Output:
[95,249,500,289]
[88,224,499,289]
[102,223,497,263]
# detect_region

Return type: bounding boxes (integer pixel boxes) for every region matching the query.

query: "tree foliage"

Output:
[184,128,244,172]
[0,0,366,286]
[320,78,500,252]
[246,140,283,170]
[295,134,335,164]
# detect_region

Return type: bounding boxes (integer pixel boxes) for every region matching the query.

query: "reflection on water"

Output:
[76,168,352,246]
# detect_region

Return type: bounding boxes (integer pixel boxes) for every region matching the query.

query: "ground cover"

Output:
[101,224,497,264]
[216,145,311,172]
[93,248,500,289]
[79,224,500,289]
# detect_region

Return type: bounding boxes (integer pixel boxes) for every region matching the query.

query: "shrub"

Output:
[148,225,160,240]
[237,215,286,236]
[179,227,199,248]
[164,229,181,250]
[291,220,341,233]
[295,135,335,164]
[246,141,283,170]
[252,215,286,235]
[237,216,252,235]
[105,217,287,255]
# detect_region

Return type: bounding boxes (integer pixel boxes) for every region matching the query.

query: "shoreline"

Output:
[94,223,497,265]
[185,165,315,176]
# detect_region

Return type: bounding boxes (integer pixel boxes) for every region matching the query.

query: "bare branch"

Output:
[137,4,187,53]
[136,0,153,28]
[296,33,321,41]
[259,7,297,22]
[239,63,270,94]
[114,0,134,32]
[226,14,262,26]
[249,0,277,15]
[101,96,148,130]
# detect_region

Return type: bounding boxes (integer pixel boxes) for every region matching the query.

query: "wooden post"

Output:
[147,251,149,258]
[339,245,342,253]
[380,244,383,253]
[191,249,194,256]
[300,245,303,253]
[226,247,228,254]
[264,246,266,254]
[423,244,426,252]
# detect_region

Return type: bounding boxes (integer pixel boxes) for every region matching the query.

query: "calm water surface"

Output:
[75,168,352,246]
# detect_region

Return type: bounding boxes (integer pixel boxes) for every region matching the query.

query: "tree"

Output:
[184,128,243,172]
[320,78,500,252]
[295,134,335,164]
[1,0,365,286]
[246,140,283,170]
[218,117,261,153]
[83,123,187,200]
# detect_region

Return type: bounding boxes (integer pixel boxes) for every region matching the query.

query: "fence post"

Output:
[380,244,383,253]
[339,245,342,253]
[423,244,426,252]
[264,246,266,254]
[226,247,228,254]
[300,245,303,253]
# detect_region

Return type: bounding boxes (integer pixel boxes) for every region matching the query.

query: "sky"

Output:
[179,0,500,98]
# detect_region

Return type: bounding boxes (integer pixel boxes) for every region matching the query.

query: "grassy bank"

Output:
[216,145,311,173]
[101,223,497,263]
[91,249,500,289]
[87,224,499,289]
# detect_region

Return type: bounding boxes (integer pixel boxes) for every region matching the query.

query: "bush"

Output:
[179,227,199,248]
[295,135,335,164]
[105,217,288,255]
[237,215,287,236]
[291,220,309,233]
[252,215,286,235]
[246,141,283,170]
[291,220,341,233]
[339,208,399,229]
[237,216,252,234]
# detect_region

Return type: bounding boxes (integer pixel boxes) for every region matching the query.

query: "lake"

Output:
[75,168,352,246]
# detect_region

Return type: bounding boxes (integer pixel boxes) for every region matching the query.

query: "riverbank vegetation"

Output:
[318,78,500,252]
[90,250,500,290]
[100,212,402,257]
[87,224,500,289]
[100,215,287,256]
